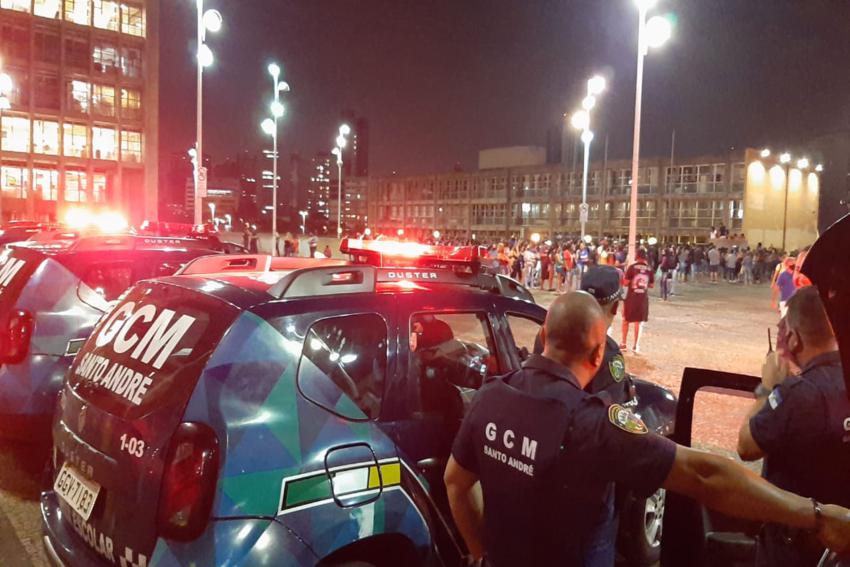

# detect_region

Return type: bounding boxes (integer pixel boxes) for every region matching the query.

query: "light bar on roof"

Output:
[340,238,484,263]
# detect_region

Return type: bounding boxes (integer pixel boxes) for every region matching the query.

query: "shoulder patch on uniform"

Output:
[609,355,626,383]
[608,404,648,435]
[768,388,782,410]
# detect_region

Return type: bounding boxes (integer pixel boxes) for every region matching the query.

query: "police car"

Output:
[0,232,225,441]
[40,240,676,567]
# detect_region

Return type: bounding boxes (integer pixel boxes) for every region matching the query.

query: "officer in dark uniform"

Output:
[581,266,629,403]
[580,266,629,566]
[445,291,850,567]
[738,286,850,566]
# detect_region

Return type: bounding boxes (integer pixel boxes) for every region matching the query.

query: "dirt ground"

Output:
[533,277,777,457]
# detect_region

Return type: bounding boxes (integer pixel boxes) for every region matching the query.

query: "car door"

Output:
[660,367,761,567]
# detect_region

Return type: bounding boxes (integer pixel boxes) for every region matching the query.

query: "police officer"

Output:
[581,266,629,403]
[445,291,850,567]
[579,266,629,566]
[737,285,850,566]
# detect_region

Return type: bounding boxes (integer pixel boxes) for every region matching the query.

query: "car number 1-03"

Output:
[119,433,145,458]
[54,462,101,522]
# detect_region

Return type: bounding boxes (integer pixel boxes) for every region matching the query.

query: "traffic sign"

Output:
[579,203,589,224]
[196,166,208,197]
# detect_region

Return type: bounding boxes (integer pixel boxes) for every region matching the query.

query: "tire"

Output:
[621,488,665,567]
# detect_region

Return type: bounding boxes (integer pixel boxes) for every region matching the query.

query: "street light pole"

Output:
[193,2,222,226]
[627,4,648,263]
[627,2,671,262]
[261,64,289,256]
[333,124,350,239]
[194,0,204,227]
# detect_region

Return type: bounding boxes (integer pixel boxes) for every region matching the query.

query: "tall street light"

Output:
[261,63,290,255]
[332,124,351,239]
[627,0,672,262]
[0,69,13,224]
[570,74,606,240]
[194,1,222,226]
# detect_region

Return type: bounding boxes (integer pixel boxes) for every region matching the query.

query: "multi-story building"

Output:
[340,109,369,177]
[0,0,158,224]
[307,151,331,223]
[367,150,753,244]
[327,175,368,234]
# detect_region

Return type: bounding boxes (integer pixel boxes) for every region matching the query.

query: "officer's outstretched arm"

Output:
[445,456,485,560]
[663,445,850,555]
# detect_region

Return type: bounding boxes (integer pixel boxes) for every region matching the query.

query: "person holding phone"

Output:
[737,286,850,566]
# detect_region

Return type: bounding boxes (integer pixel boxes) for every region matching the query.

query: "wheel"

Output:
[621,488,665,566]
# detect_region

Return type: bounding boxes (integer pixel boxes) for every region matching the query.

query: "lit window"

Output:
[120,88,142,120]
[93,0,119,31]
[120,47,142,78]
[63,123,89,158]
[92,172,107,202]
[0,0,31,13]
[64,0,90,25]
[92,84,115,117]
[34,0,61,18]
[1,116,31,153]
[33,168,58,201]
[120,130,142,162]
[92,126,116,160]
[66,80,90,114]
[121,3,145,37]
[33,120,60,155]
[65,170,88,202]
[93,43,120,75]
[1,165,28,199]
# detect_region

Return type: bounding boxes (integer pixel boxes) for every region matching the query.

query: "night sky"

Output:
[159,0,850,176]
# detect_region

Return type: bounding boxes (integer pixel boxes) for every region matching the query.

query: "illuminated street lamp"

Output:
[299,210,308,235]
[569,74,606,240]
[815,164,824,172]
[627,0,673,262]
[208,202,216,225]
[760,148,771,158]
[260,62,290,255]
[0,69,12,223]
[779,152,791,164]
[333,124,351,238]
[193,1,223,226]
[797,158,809,170]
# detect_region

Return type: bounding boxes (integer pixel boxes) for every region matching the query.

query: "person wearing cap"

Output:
[622,247,654,353]
[580,266,629,565]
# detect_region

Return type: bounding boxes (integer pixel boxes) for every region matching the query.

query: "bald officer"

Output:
[445,291,850,567]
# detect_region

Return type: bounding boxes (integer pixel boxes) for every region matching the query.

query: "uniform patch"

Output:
[609,355,626,383]
[608,404,648,435]
[768,388,782,410]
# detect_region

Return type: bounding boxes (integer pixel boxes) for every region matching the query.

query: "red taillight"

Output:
[0,309,33,364]
[156,422,219,541]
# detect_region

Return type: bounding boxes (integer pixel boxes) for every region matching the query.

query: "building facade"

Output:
[368,151,751,243]
[0,0,158,224]
[307,151,331,224]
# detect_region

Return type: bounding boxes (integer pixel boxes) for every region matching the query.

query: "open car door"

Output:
[660,367,760,567]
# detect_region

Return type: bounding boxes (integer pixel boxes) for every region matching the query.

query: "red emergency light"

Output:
[340,238,485,268]
[139,220,217,238]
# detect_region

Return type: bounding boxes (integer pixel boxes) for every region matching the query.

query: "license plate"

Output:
[54,463,101,522]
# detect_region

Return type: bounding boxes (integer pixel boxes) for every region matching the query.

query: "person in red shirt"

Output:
[563,246,575,291]
[621,248,655,353]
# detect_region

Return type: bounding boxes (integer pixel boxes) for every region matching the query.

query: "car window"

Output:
[409,312,499,418]
[81,262,133,301]
[506,313,543,360]
[297,313,387,421]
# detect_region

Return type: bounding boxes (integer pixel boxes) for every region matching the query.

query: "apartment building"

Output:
[0,0,158,223]
[368,151,751,243]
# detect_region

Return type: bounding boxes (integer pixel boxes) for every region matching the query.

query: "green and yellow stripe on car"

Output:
[279,459,402,514]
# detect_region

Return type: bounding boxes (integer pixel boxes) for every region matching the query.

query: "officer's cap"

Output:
[581,266,624,305]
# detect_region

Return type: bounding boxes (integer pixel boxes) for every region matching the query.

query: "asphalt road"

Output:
[0,278,777,566]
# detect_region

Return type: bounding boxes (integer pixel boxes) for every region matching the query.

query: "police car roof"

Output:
[152,261,536,312]
[11,232,221,254]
